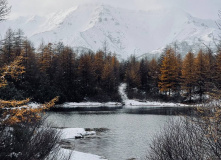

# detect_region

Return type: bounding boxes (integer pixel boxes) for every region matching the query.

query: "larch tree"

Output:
[101,53,119,92]
[0,54,58,124]
[38,43,54,77]
[158,48,180,96]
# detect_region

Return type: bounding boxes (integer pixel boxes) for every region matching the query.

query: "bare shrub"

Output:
[0,117,70,160]
[146,102,221,160]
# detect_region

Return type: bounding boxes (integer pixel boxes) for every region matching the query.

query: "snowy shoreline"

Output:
[52,83,193,110]
[58,128,107,160]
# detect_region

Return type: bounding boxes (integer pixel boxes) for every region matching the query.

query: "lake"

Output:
[46,107,192,160]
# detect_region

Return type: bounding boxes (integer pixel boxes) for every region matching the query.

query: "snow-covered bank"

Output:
[59,102,123,108]
[59,149,107,160]
[124,99,190,108]
[60,128,96,139]
[53,83,193,110]
[57,128,107,160]
[119,83,192,108]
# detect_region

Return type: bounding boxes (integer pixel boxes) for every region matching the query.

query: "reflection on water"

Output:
[46,108,191,160]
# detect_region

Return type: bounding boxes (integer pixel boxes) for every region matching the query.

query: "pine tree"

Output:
[139,58,150,92]
[93,51,105,85]
[204,48,215,90]
[181,51,195,102]
[78,52,95,97]
[149,58,160,95]
[125,56,141,88]
[13,29,24,57]
[1,28,15,65]
[194,50,207,101]
[57,46,76,101]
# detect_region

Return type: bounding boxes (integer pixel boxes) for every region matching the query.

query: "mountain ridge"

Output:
[0,4,220,59]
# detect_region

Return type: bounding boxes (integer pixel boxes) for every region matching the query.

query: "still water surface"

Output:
[46,109,181,160]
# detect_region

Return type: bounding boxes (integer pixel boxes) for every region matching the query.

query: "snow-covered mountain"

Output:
[0,4,220,59]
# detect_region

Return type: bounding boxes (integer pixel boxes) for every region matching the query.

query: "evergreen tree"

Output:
[181,51,195,102]
[125,56,141,88]
[194,50,207,101]
[139,58,151,92]
[204,48,215,90]
[1,28,15,65]
[149,58,160,95]
[93,50,105,86]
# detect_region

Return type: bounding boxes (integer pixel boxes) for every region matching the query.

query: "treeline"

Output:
[0,29,221,103]
[125,48,221,103]
[0,29,121,103]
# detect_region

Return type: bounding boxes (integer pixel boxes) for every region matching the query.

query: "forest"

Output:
[0,28,221,104]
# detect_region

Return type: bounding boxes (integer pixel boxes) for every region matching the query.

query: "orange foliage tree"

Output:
[0,54,58,125]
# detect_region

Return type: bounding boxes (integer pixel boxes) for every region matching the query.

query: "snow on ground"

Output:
[59,149,107,160]
[27,102,41,108]
[56,128,106,159]
[57,83,192,109]
[118,83,191,108]
[124,99,190,108]
[61,102,122,108]
[118,83,128,102]
[59,128,96,139]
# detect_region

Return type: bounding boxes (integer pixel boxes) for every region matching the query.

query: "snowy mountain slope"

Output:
[0,4,219,59]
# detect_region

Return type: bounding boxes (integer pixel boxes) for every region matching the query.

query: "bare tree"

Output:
[0,0,10,21]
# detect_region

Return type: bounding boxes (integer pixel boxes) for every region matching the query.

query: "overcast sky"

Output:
[7,0,221,20]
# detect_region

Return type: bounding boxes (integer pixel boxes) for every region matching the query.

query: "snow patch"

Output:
[60,128,96,139]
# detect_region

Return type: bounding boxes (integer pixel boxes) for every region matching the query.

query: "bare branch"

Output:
[0,0,11,21]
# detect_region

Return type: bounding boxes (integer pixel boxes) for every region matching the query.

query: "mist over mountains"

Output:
[0,4,220,59]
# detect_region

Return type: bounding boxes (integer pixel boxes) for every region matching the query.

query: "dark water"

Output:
[46,107,192,160]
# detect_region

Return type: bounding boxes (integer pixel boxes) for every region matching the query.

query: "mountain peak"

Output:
[0,5,219,59]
